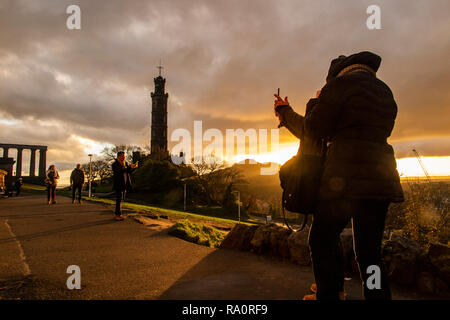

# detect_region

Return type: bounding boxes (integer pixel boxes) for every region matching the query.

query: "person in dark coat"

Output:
[275,51,404,300]
[70,164,85,204]
[15,178,23,196]
[112,151,138,221]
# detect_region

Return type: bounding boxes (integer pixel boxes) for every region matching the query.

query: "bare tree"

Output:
[81,159,112,185]
[190,157,246,205]
[102,145,147,162]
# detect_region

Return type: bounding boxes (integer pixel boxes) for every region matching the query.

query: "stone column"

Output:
[30,149,36,177]
[38,147,47,180]
[16,148,23,177]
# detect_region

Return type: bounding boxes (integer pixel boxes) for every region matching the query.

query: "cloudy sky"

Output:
[1,0,449,179]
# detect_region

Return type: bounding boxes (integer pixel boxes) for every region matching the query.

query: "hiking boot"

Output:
[308,283,347,300]
[303,293,316,300]
[114,215,124,221]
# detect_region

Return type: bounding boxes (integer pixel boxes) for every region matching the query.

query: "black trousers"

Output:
[16,186,21,196]
[308,198,391,300]
[47,185,56,202]
[115,190,126,216]
[72,184,82,202]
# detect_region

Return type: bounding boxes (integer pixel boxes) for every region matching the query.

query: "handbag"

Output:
[279,136,327,231]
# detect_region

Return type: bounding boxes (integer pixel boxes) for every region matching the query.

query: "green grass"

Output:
[82,196,257,226]
[22,183,46,193]
[21,183,260,227]
[168,219,226,248]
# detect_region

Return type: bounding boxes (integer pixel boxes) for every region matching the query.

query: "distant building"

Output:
[0,169,7,192]
[150,64,169,160]
[0,143,47,185]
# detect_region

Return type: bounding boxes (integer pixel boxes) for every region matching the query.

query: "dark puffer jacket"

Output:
[278,51,404,202]
[70,168,85,185]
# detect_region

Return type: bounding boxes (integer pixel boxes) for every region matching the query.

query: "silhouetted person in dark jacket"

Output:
[112,151,138,221]
[15,178,23,196]
[70,164,85,204]
[275,51,404,300]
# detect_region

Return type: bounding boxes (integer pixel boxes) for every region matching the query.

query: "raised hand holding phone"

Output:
[274,88,289,127]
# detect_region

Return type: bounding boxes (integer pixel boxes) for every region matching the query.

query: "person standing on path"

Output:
[14,178,23,196]
[112,151,138,221]
[70,164,85,204]
[274,51,404,300]
[45,165,60,205]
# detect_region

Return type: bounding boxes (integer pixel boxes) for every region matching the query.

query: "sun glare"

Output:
[231,143,450,177]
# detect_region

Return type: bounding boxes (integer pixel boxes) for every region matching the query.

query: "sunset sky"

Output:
[1,0,449,182]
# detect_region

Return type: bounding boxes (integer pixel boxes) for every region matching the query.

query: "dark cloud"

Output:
[0,0,449,169]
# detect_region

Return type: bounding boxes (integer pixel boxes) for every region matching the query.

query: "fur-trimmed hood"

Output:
[326,51,381,82]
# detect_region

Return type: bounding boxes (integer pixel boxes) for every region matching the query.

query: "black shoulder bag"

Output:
[279,136,327,231]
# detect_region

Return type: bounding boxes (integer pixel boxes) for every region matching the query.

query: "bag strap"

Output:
[281,190,307,232]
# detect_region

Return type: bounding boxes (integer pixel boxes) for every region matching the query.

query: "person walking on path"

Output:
[70,164,85,204]
[274,51,404,300]
[45,165,60,205]
[14,178,23,196]
[112,151,138,221]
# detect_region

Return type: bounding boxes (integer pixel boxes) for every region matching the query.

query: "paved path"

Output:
[0,195,426,300]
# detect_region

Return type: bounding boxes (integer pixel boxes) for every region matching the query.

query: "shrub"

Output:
[387,181,449,248]
[133,159,181,193]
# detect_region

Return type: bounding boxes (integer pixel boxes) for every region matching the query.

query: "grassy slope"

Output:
[22,184,258,227]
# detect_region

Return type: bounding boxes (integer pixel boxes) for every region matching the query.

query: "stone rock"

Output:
[287,226,311,266]
[416,272,435,294]
[250,223,292,258]
[382,234,425,285]
[434,277,449,295]
[428,243,450,285]
[269,225,292,259]
[219,223,259,251]
[142,212,159,219]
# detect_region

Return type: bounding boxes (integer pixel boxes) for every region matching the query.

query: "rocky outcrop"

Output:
[382,235,450,296]
[416,272,436,294]
[219,223,259,251]
[428,243,450,285]
[222,224,357,268]
[382,234,425,285]
[219,223,449,297]
[287,226,311,265]
[250,223,292,258]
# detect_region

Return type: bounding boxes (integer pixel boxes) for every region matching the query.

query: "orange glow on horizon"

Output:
[231,143,450,177]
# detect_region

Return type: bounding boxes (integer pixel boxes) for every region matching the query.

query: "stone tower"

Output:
[150,65,169,160]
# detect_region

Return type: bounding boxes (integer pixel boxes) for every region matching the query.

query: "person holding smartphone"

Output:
[274,51,404,300]
[112,151,138,221]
